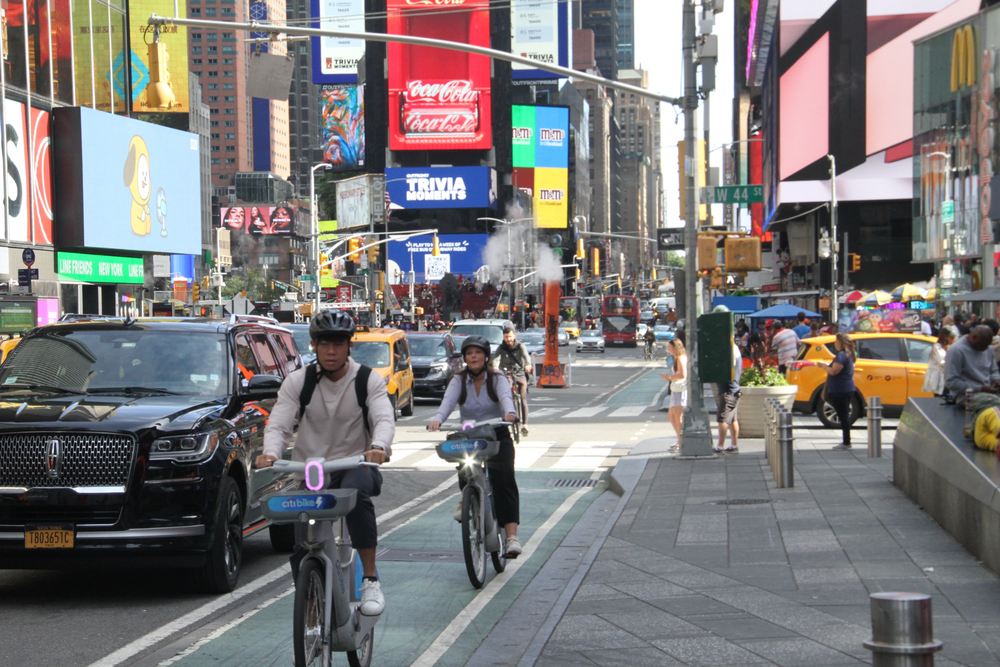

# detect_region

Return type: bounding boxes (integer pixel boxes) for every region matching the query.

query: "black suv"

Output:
[406,332,462,398]
[0,316,302,592]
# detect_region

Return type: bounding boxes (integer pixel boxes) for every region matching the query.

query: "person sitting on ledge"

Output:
[945,325,1000,407]
[965,392,1000,452]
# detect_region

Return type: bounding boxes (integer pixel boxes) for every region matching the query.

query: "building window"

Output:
[224,96,234,102]
[223,32,237,42]
[210,108,219,115]
[209,71,219,77]
[208,96,218,102]
[225,120,235,126]
[224,71,234,77]
[223,58,234,64]
[192,32,202,42]
[207,83,218,89]
[222,7,235,15]
[210,133,219,139]
[208,58,217,64]
[205,7,216,16]
[210,121,219,127]
[207,33,218,42]
[211,146,220,152]
[193,58,202,65]
[226,158,236,164]
[225,133,236,139]
[191,7,201,15]
[259,254,281,266]
[226,145,236,152]
[222,46,235,54]
[208,46,218,53]
[225,108,235,115]
[193,46,202,54]
[224,83,234,89]
[211,158,221,164]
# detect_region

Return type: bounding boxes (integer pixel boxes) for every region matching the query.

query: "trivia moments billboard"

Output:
[386,0,492,151]
[512,105,569,228]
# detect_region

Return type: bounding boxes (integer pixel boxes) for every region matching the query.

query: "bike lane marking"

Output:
[410,470,600,667]
[88,476,459,667]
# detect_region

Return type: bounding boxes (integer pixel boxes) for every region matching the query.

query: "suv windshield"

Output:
[289,327,312,357]
[408,337,448,357]
[451,324,504,346]
[0,330,230,397]
[352,341,392,368]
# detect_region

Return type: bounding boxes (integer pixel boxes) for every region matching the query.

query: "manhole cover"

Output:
[712,498,773,505]
[546,478,600,488]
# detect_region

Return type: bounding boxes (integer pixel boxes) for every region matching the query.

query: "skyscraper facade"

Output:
[616,0,634,71]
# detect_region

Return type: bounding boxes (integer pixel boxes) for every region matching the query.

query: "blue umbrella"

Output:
[748,304,822,320]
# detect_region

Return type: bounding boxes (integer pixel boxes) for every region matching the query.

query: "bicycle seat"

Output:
[436,438,501,463]
[261,488,358,523]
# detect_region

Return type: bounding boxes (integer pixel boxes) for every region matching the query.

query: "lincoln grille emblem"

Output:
[45,439,62,478]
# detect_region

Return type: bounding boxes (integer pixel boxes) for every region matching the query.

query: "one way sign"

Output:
[657,229,685,250]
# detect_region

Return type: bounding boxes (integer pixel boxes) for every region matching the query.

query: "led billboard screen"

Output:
[1,100,54,244]
[387,0,492,151]
[511,0,571,80]
[387,233,488,284]
[53,106,202,255]
[219,206,297,234]
[512,105,569,228]
[385,167,497,209]
[322,85,365,170]
[311,0,365,84]
[129,0,190,113]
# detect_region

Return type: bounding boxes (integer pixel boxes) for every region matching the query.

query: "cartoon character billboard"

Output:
[53,106,201,255]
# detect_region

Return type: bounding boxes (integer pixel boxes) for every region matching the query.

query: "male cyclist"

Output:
[494,324,532,436]
[643,325,656,359]
[256,311,395,616]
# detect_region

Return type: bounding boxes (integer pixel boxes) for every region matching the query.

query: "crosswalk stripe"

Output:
[562,407,607,419]
[608,406,648,418]
[528,407,569,419]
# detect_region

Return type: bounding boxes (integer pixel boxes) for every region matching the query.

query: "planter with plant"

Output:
[737,366,798,438]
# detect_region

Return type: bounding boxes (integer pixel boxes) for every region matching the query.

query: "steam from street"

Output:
[483,203,564,285]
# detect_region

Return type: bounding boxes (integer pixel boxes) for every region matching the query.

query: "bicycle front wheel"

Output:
[491,524,507,573]
[293,558,327,667]
[461,486,487,589]
[347,627,374,667]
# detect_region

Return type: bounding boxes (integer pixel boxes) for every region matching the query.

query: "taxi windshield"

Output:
[352,341,392,368]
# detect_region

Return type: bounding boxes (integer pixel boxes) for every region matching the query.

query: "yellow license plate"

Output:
[25,525,74,549]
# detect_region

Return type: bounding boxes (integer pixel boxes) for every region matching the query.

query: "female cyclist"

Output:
[428,336,522,557]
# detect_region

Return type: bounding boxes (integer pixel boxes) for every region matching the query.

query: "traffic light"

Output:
[347,238,361,261]
[592,247,600,276]
[432,235,440,257]
[146,40,176,109]
[202,275,210,290]
[652,267,657,281]
[849,253,861,272]
[320,252,330,277]
[575,266,581,281]
[617,276,622,292]
[191,283,200,303]
[576,238,585,259]
[367,241,379,263]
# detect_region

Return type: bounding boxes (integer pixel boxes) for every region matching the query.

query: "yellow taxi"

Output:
[786,333,936,428]
[0,336,21,363]
[559,321,581,340]
[351,327,414,419]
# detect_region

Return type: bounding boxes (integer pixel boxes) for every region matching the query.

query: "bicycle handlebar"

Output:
[272,455,379,474]
[439,417,507,430]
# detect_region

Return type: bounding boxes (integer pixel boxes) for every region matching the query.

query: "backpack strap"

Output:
[297,363,320,421]
[355,364,373,436]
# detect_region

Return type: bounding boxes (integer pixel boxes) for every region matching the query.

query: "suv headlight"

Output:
[430,362,449,373]
[150,433,219,463]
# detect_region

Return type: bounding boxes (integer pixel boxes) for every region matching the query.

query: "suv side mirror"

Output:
[395,359,409,372]
[245,374,282,398]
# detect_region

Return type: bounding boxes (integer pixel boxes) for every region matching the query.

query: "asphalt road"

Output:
[0,345,667,667]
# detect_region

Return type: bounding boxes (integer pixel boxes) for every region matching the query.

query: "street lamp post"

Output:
[310,162,332,314]
[828,155,838,323]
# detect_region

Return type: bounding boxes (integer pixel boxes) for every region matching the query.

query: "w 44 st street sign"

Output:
[702,185,764,205]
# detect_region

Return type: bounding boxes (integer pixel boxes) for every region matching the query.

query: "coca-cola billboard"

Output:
[387,0,492,151]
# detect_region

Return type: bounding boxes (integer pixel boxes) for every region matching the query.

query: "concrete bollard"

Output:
[868,395,883,458]
[863,592,942,666]
[777,410,794,488]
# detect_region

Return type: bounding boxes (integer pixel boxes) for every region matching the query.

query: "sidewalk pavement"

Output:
[472,421,1000,666]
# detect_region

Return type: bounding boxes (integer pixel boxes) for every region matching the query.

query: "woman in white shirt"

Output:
[428,336,521,557]
[923,325,958,396]
[661,338,688,453]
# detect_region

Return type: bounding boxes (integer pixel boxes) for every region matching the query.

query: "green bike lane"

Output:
[153,470,605,667]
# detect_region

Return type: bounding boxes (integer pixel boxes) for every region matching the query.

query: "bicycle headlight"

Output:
[150,433,219,463]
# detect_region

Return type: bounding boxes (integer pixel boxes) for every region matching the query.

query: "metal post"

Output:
[680,0,714,458]
[863,593,942,666]
[868,396,883,458]
[310,163,331,314]
[765,398,776,466]
[777,410,794,488]
[828,155,838,323]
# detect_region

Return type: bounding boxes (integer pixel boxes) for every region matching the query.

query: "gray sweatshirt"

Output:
[944,336,1000,398]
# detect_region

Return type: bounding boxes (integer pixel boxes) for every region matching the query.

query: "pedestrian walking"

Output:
[661,338,688,453]
[713,337,742,453]
[923,325,957,397]
[817,332,857,450]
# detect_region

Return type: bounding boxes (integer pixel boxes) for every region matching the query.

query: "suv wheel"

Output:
[199,476,244,593]
[818,392,862,429]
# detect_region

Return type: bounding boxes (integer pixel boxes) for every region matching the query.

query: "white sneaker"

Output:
[454,500,463,522]
[359,579,384,616]
[520,425,530,436]
[505,536,523,558]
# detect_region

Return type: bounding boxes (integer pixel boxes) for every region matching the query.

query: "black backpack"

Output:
[297,363,374,435]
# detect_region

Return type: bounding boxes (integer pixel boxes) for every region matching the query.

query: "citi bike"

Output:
[261,455,379,667]
[435,418,512,589]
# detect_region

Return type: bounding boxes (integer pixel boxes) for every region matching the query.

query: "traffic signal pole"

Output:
[681,0,715,458]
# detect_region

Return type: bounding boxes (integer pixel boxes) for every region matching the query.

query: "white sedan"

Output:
[576,329,605,353]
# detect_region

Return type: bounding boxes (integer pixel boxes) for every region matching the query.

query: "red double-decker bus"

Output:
[601,295,639,347]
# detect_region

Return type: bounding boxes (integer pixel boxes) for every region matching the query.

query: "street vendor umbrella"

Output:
[748,304,822,320]
[860,290,892,307]
[924,287,938,301]
[890,284,928,302]
[843,290,867,305]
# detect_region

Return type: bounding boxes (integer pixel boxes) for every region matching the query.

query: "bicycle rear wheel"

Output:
[293,558,327,667]
[347,627,374,667]
[461,486,487,589]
